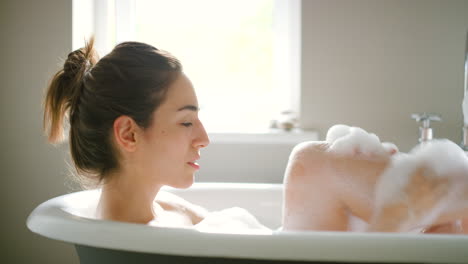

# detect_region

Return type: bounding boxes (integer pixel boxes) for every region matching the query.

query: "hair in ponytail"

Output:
[43,39,182,187]
[44,38,98,143]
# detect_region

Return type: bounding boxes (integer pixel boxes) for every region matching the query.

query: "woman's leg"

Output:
[368,164,468,233]
[282,141,347,230]
[282,141,389,231]
[282,141,468,233]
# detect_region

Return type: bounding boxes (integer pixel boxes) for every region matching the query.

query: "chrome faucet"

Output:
[411,32,468,149]
[412,113,441,143]
[462,30,468,150]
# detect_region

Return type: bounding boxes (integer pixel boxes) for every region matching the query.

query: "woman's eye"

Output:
[181,122,193,127]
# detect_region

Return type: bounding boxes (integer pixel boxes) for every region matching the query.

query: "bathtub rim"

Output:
[27,182,468,263]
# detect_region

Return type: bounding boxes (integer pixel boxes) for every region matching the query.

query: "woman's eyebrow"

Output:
[177,105,199,112]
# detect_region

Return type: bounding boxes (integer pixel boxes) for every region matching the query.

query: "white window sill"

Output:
[207,129,319,145]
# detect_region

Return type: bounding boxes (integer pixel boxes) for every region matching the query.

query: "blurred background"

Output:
[2,0,468,263]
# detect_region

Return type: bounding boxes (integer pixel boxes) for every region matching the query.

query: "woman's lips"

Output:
[187,162,200,170]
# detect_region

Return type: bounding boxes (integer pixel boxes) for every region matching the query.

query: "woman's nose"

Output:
[193,121,210,149]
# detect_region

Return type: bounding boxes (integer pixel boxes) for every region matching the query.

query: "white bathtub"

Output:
[27,183,468,263]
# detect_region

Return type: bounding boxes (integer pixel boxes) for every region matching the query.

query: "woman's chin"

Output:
[171,175,195,189]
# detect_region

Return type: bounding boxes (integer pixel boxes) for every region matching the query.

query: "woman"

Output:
[44,40,468,233]
[44,39,210,225]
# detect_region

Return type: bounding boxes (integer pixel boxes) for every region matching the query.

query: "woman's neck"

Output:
[96,171,162,224]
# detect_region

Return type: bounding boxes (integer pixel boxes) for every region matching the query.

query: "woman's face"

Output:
[137,73,210,188]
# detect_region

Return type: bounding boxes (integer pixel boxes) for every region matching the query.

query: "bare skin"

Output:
[282,141,468,233]
[96,73,210,225]
[97,179,207,226]
[151,191,208,227]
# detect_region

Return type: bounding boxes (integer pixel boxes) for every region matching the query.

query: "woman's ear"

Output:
[113,116,139,152]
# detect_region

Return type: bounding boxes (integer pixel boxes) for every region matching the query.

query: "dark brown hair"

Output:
[43,39,182,186]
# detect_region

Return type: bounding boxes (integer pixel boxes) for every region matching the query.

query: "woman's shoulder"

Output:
[154,190,209,224]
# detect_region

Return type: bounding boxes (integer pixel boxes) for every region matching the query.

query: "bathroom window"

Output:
[73,0,301,133]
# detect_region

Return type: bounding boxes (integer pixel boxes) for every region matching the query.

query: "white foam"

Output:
[374,139,468,230]
[325,125,468,230]
[374,153,419,208]
[326,125,392,157]
[194,207,272,234]
[382,142,399,154]
[325,124,351,143]
[409,139,468,176]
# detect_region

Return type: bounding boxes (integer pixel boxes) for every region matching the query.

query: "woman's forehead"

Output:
[160,74,198,111]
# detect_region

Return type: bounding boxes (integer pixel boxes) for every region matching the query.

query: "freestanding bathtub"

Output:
[27,182,468,264]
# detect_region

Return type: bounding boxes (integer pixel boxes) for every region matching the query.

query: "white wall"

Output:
[2,0,468,263]
[1,0,78,263]
[300,0,468,152]
[197,132,318,183]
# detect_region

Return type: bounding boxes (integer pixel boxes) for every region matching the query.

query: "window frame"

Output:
[72,0,303,137]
